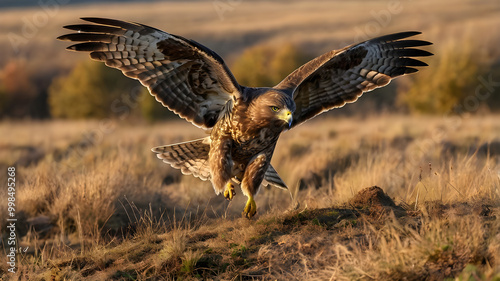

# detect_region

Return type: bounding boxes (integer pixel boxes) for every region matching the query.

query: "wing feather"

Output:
[58,17,241,129]
[275,32,432,128]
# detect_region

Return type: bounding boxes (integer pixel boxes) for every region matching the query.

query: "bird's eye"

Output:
[271,106,280,112]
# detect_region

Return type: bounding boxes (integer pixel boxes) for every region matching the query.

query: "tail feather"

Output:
[263,165,288,190]
[152,137,211,181]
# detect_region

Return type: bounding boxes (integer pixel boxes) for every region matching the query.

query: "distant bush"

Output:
[484,62,500,111]
[0,84,7,116]
[49,60,194,121]
[397,39,494,114]
[231,43,310,87]
[49,61,138,119]
[0,60,38,118]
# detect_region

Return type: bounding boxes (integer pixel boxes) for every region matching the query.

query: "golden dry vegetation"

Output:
[0,114,499,279]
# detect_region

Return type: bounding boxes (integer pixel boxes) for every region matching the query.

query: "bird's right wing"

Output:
[275,32,432,128]
[58,17,241,129]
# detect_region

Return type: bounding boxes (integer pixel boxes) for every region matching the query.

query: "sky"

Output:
[0,0,167,9]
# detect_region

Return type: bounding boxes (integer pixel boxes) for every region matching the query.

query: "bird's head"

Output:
[250,89,295,131]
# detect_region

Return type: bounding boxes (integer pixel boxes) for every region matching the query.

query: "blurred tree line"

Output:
[0,60,46,119]
[47,61,177,121]
[397,39,500,114]
[1,38,499,121]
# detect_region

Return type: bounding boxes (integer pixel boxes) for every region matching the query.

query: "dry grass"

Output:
[0,114,499,279]
[1,0,500,279]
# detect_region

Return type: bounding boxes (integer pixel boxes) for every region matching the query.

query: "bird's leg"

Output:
[223,182,235,201]
[208,136,233,195]
[240,153,270,219]
[243,194,257,218]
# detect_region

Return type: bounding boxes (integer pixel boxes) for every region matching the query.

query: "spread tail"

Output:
[152,137,212,181]
[263,165,288,190]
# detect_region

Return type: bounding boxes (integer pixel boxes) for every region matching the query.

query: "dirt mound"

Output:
[348,186,396,208]
[347,186,407,218]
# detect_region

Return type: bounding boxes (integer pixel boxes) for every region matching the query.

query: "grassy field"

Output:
[0,114,499,279]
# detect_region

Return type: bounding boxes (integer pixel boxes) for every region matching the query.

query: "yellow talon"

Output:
[242,195,257,219]
[223,182,235,201]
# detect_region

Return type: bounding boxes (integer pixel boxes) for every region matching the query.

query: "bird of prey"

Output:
[58,18,432,218]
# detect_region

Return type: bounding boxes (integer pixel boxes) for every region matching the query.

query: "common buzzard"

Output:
[58,18,432,218]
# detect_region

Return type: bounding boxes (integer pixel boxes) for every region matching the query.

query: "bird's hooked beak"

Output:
[279,110,293,129]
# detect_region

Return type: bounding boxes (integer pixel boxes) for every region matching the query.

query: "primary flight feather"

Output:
[58,18,432,218]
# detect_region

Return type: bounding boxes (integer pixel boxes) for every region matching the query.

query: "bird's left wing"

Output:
[58,18,241,129]
[274,32,432,128]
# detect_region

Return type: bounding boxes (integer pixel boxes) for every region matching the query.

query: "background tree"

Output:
[231,43,310,87]
[49,61,138,119]
[397,38,494,114]
[0,59,38,118]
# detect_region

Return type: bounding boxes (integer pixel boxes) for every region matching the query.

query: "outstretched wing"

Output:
[58,17,241,129]
[275,32,432,128]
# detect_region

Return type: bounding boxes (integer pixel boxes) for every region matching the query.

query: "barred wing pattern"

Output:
[276,32,432,128]
[58,17,241,129]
